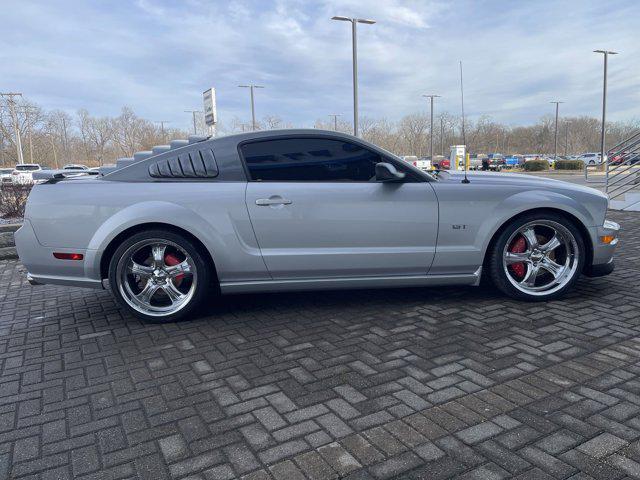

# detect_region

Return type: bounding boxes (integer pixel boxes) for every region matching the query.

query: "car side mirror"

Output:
[375,162,405,182]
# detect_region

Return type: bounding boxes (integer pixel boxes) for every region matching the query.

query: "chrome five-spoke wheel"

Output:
[116,239,198,317]
[502,220,579,296]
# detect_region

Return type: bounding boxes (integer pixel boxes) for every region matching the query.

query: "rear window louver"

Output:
[148,149,219,178]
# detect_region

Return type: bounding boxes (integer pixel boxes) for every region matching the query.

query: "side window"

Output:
[241,137,400,182]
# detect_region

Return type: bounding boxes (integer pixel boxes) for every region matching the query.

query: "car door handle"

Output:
[255,197,292,206]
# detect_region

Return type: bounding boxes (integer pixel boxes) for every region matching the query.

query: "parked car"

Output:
[0,168,14,186]
[16,130,619,323]
[63,164,89,170]
[433,158,450,169]
[469,155,484,170]
[610,152,640,165]
[12,164,42,184]
[504,156,523,168]
[400,156,431,171]
[487,153,505,171]
[578,153,604,165]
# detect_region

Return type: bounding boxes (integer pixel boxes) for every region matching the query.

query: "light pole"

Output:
[331,16,375,137]
[238,85,264,131]
[440,115,444,156]
[550,101,564,159]
[422,95,440,160]
[328,114,342,131]
[594,49,617,180]
[459,61,466,147]
[184,110,202,135]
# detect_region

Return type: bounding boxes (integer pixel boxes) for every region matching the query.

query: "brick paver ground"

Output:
[1,210,639,480]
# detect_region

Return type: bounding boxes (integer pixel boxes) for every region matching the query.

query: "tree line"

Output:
[1,97,638,168]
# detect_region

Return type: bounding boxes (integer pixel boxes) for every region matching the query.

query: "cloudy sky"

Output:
[1,0,639,130]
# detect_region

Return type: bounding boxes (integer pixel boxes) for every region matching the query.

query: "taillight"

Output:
[53,252,84,260]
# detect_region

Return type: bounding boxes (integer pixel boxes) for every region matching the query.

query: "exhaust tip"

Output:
[26,274,41,286]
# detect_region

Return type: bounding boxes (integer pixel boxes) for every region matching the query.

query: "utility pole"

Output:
[564,121,569,155]
[459,61,466,147]
[155,120,170,143]
[238,85,264,131]
[422,95,440,160]
[440,115,444,156]
[594,49,617,182]
[328,114,342,131]
[0,92,24,164]
[184,110,202,135]
[550,101,563,159]
[331,16,376,137]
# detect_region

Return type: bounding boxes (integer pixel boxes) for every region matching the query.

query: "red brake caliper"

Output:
[164,253,184,286]
[509,235,527,278]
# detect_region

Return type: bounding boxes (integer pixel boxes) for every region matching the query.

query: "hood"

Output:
[436,170,606,198]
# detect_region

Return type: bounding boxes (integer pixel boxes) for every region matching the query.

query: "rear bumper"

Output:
[15,220,103,289]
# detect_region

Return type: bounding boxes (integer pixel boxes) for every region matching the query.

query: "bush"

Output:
[523,160,549,171]
[0,183,33,218]
[554,160,584,170]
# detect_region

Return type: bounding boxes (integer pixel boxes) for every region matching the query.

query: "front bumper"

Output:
[584,259,615,277]
[585,219,620,277]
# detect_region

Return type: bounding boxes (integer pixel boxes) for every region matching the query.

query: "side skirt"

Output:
[220,267,482,294]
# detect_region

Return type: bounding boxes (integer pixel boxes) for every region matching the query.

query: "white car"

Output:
[578,153,604,165]
[12,164,42,184]
[0,168,14,186]
[400,156,431,171]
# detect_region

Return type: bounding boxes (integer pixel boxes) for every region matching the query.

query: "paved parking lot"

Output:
[1,210,639,480]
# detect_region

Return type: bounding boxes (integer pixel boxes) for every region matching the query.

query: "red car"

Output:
[434,159,450,169]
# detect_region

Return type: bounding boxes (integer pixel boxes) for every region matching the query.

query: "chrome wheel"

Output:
[116,239,197,317]
[502,220,579,296]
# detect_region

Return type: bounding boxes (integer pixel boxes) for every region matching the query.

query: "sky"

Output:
[1,0,639,130]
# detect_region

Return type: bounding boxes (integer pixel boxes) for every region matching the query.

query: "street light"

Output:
[328,114,342,131]
[550,101,564,160]
[422,94,440,161]
[331,16,376,137]
[238,85,265,131]
[593,49,618,181]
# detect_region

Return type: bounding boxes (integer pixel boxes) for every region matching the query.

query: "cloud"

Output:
[0,0,638,130]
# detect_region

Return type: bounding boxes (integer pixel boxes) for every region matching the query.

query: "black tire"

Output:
[488,212,585,301]
[108,229,212,323]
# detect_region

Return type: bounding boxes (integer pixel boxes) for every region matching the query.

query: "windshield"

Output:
[0,169,13,174]
[15,165,40,171]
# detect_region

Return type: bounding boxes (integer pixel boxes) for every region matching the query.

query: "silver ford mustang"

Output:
[15,130,619,323]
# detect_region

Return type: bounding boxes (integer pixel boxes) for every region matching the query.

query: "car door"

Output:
[242,135,439,280]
